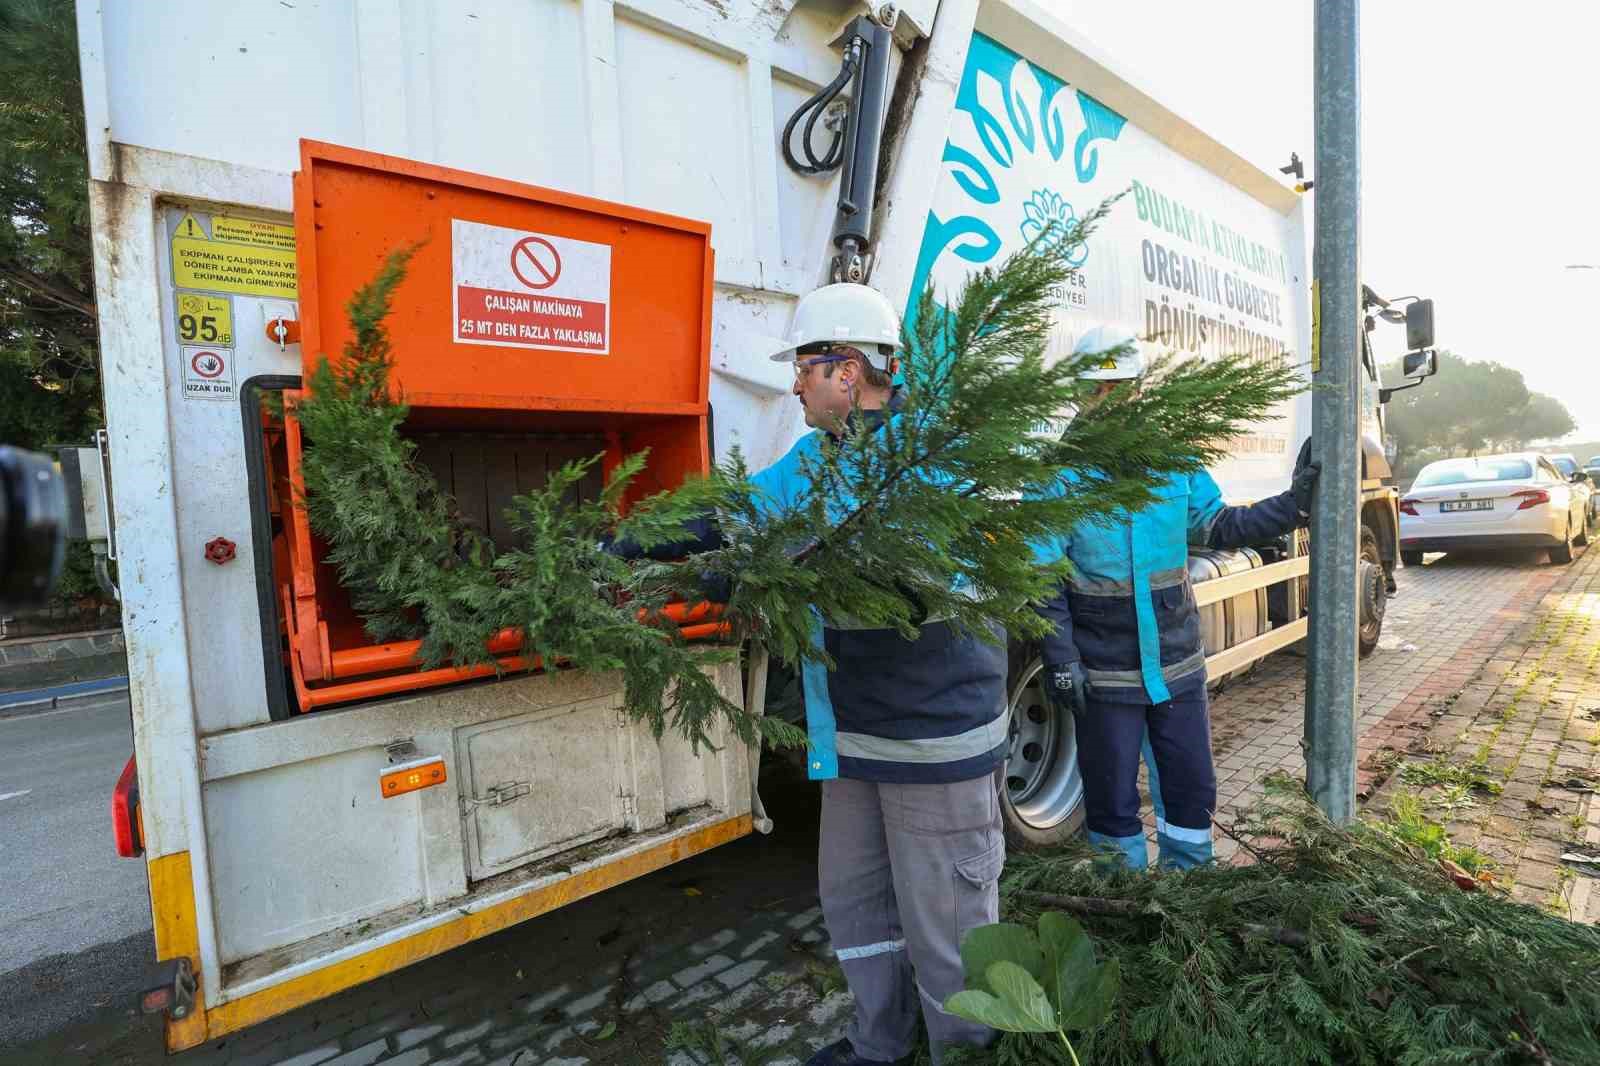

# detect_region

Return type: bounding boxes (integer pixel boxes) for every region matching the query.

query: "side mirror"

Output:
[1405,299,1434,350]
[1402,348,1437,379]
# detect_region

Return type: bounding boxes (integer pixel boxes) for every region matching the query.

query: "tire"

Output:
[1577,511,1590,547]
[999,653,1087,850]
[1551,518,1575,565]
[1400,550,1424,568]
[1357,524,1386,658]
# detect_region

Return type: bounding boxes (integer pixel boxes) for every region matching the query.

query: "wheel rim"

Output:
[1004,659,1085,830]
[1358,543,1386,643]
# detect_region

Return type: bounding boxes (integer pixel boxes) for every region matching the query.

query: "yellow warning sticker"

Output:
[212,215,296,252]
[176,293,234,347]
[173,236,298,299]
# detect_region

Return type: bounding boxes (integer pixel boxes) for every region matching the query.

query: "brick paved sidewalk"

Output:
[1200,542,1600,920]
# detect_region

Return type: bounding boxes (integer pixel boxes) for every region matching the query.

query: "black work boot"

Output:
[804,1037,915,1066]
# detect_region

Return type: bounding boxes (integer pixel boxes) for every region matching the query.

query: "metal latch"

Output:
[462,781,531,813]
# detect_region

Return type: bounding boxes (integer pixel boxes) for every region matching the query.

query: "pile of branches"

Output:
[950,775,1600,1066]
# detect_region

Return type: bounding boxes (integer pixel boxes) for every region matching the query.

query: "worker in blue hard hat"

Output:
[1032,325,1320,869]
[611,282,1004,1066]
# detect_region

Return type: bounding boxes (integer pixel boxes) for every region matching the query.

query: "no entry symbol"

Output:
[510,236,562,290]
[191,350,225,379]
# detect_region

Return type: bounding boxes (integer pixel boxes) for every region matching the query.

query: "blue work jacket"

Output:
[623,396,1008,784]
[748,404,1008,784]
[1032,469,1302,704]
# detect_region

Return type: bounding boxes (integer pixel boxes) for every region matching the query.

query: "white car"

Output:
[1400,452,1588,566]
[1546,452,1599,526]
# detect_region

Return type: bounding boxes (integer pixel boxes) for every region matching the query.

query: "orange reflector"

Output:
[380,756,447,799]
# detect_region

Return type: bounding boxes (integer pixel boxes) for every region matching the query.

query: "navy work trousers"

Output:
[1072,685,1216,868]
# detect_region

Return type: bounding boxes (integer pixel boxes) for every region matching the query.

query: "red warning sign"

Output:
[509,236,562,290]
[452,220,612,354]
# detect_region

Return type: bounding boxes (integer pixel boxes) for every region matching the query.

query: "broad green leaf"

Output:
[944,990,1051,1033]
[959,923,1046,994]
[1060,956,1121,1033]
[988,960,1059,1030]
[944,962,1058,1033]
[1038,912,1095,1013]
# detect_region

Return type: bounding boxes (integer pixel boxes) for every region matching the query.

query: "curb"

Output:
[0,676,130,718]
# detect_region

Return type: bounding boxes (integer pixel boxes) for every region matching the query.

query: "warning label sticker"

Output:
[211,215,296,251]
[182,345,235,402]
[176,293,234,347]
[451,219,612,354]
[172,212,298,299]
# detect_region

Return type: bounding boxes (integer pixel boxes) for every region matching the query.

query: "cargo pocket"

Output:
[1155,583,1200,663]
[952,839,1005,944]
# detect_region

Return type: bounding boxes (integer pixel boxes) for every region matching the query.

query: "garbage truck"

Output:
[72,0,1437,1047]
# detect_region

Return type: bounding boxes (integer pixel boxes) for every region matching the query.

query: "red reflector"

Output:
[140,987,173,1014]
[1399,498,1419,516]
[112,755,142,858]
[1512,489,1549,510]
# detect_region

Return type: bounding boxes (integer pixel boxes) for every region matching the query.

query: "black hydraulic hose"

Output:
[781,39,861,176]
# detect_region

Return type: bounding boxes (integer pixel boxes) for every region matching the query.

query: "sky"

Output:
[1058,0,1600,439]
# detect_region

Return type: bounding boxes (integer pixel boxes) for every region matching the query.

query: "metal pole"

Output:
[1305,0,1361,825]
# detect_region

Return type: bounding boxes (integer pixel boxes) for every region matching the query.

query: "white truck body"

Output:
[76,0,1352,1047]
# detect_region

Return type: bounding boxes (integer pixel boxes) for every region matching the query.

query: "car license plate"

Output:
[1440,499,1494,513]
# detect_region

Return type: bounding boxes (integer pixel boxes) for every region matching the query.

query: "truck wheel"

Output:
[1000,655,1086,850]
[1552,519,1575,564]
[1358,524,1386,658]
[1400,550,1424,568]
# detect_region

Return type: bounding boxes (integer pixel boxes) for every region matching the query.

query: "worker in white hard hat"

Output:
[773,282,1005,1066]
[1031,325,1320,869]
[777,282,901,433]
[611,282,1005,1066]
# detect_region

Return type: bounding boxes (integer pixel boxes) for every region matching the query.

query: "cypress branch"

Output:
[292,199,1305,754]
[948,775,1600,1066]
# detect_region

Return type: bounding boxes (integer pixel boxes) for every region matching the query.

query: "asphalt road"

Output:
[0,695,155,1046]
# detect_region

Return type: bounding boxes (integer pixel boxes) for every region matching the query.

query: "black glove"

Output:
[1291,460,1321,519]
[598,534,642,561]
[1043,660,1089,716]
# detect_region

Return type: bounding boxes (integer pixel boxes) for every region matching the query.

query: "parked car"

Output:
[1547,452,1600,527]
[1400,452,1588,566]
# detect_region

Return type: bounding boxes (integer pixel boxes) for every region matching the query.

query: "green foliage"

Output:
[1398,756,1503,796]
[948,775,1600,1066]
[634,203,1304,670]
[294,245,786,754]
[0,0,100,451]
[947,913,1119,1064]
[293,205,1302,752]
[1373,792,1494,875]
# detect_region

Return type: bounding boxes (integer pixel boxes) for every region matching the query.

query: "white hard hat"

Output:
[769,282,901,371]
[1073,324,1145,381]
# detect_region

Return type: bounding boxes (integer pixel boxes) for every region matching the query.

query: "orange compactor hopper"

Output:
[261,142,716,713]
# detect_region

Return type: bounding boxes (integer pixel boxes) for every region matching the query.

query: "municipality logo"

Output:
[1020,189,1088,267]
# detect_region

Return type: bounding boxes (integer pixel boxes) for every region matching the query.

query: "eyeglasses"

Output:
[793,348,854,381]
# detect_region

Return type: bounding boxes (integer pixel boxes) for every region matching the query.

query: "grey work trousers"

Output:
[818,772,1004,1064]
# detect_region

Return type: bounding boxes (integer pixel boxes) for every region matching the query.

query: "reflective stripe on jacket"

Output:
[1032,469,1301,704]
